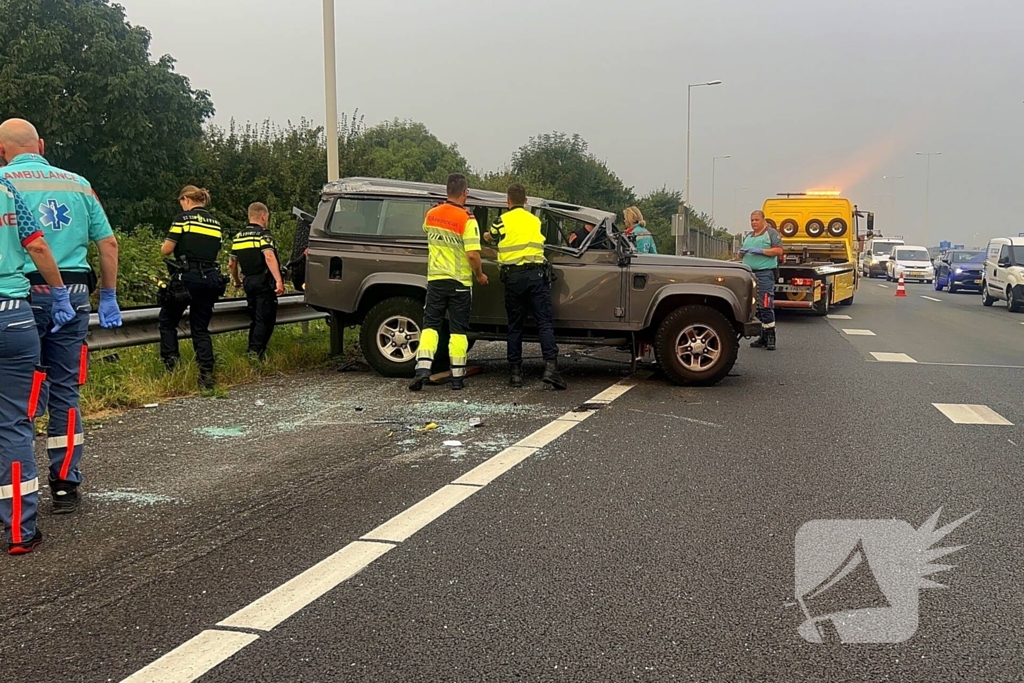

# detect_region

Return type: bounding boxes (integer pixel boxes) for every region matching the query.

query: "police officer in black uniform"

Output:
[230,202,284,361]
[158,185,227,389]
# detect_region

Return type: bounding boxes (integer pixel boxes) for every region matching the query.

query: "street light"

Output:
[323,0,340,182]
[916,152,941,244]
[710,155,731,225]
[681,79,723,254]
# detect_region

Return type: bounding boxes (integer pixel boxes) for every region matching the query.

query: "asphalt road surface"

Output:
[3,281,1022,682]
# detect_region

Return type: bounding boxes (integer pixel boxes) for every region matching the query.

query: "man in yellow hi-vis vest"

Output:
[487,183,565,390]
[409,174,488,392]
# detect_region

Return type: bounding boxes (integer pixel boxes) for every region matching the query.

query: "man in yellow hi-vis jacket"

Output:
[487,183,565,390]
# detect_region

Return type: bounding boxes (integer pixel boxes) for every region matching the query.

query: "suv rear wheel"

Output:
[653,305,738,386]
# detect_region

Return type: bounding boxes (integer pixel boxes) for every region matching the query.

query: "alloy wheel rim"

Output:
[675,324,722,372]
[377,315,420,363]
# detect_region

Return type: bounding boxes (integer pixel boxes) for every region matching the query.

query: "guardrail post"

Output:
[301,321,310,335]
[329,312,345,356]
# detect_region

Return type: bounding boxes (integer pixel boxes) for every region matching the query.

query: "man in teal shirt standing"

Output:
[740,210,784,350]
[0,118,122,515]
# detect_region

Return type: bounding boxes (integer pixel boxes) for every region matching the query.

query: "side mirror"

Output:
[998,258,1011,268]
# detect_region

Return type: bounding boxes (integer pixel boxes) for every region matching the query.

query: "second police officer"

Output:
[487,183,566,390]
[159,185,227,389]
[0,118,122,516]
[229,202,285,361]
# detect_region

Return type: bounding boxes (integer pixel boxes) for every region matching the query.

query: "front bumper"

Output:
[866,263,888,276]
[950,273,984,288]
[895,270,934,281]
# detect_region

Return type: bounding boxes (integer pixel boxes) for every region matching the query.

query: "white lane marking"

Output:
[124,377,637,682]
[516,418,579,448]
[921,295,943,302]
[361,485,480,543]
[878,284,890,288]
[871,352,918,363]
[827,314,852,320]
[589,383,634,403]
[453,446,538,486]
[932,404,1014,425]
[218,541,394,631]
[120,630,259,683]
[843,329,877,336]
[558,410,596,423]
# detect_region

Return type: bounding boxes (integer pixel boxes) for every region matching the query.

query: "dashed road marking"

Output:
[879,284,890,288]
[120,630,260,683]
[932,404,1014,425]
[921,295,942,302]
[871,352,918,363]
[843,329,877,336]
[827,314,852,320]
[219,541,394,630]
[120,378,638,682]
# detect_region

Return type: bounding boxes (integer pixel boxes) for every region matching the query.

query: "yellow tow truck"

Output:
[762,191,873,315]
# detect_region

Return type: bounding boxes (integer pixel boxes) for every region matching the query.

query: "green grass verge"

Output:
[81,320,339,415]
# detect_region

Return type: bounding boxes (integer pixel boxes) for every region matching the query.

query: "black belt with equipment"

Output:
[499,262,554,284]
[28,269,97,292]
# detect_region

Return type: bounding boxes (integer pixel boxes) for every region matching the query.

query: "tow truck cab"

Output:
[762,192,866,315]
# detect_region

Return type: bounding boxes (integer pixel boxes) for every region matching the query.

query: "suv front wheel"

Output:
[654,305,739,386]
[361,297,428,377]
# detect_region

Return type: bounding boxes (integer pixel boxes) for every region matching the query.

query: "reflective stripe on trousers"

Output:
[28,288,91,485]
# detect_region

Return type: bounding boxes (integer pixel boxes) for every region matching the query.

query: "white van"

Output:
[861,238,905,278]
[886,245,935,283]
[981,237,1024,312]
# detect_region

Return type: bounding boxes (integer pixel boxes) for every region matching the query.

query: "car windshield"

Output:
[951,251,983,263]
[897,249,930,261]
[874,242,901,254]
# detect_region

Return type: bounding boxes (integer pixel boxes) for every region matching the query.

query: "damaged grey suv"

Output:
[302,178,761,386]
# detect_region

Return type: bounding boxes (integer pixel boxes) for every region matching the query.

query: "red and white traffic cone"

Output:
[895,273,907,297]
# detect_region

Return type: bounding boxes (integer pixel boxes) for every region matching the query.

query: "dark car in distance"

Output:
[934,250,985,293]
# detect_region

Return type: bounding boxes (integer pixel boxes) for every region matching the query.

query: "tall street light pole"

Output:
[681,79,722,255]
[323,0,340,182]
[710,155,731,225]
[916,152,941,245]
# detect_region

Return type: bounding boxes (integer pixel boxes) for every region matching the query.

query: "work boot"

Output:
[8,530,43,556]
[408,369,430,392]
[450,376,465,391]
[765,327,777,351]
[199,369,216,390]
[542,361,567,391]
[163,356,179,373]
[510,365,523,388]
[50,480,80,515]
[750,330,767,348]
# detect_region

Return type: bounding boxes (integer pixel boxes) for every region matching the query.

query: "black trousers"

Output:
[503,267,558,365]
[244,274,279,358]
[159,270,222,374]
[423,279,472,334]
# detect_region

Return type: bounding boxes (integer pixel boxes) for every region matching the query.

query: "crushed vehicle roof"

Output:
[322,177,617,225]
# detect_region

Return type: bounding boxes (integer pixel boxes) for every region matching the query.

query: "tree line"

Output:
[1,0,725,272]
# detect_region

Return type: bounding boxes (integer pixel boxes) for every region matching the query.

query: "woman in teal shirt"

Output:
[623,206,658,254]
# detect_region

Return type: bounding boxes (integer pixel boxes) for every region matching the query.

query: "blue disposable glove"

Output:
[50,286,77,333]
[738,249,749,255]
[747,248,764,255]
[98,288,122,328]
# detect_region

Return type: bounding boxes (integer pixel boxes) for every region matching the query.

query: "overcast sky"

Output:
[119,0,1023,246]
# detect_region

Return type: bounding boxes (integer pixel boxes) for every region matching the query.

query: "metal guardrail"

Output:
[86,294,328,351]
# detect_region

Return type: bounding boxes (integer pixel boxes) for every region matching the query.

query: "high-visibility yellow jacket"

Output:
[423,202,481,286]
[489,206,546,267]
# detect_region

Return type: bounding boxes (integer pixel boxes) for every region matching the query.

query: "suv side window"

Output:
[328,198,383,236]
[380,200,430,237]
